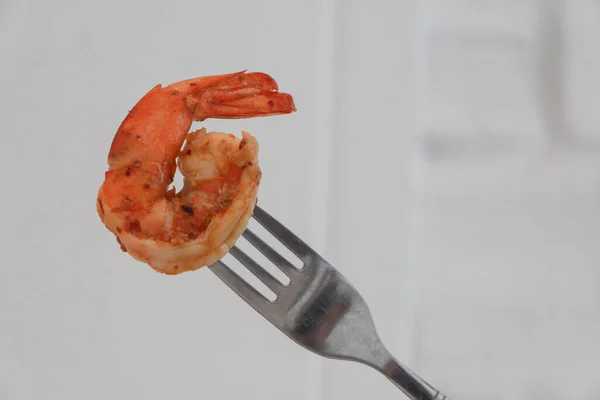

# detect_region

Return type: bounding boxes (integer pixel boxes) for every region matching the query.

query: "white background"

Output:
[1,1,600,399]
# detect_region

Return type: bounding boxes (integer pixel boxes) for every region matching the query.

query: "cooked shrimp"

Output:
[97,71,295,274]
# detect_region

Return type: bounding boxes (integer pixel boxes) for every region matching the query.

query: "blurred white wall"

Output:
[0,1,599,399]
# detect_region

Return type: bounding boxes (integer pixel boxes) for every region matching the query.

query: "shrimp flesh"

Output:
[96,71,296,275]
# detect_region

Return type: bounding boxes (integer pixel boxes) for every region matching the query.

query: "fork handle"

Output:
[374,354,449,400]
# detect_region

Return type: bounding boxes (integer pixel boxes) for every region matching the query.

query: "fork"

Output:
[210,205,450,400]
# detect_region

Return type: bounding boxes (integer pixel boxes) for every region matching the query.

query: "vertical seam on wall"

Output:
[538,0,566,149]
[303,0,339,399]
[397,0,428,371]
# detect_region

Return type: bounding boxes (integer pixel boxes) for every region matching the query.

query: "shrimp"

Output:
[96,71,295,275]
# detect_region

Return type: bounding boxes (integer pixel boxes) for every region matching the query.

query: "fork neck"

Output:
[367,345,446,400]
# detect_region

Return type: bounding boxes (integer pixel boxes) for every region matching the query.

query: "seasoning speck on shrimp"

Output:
[97,71,296,274]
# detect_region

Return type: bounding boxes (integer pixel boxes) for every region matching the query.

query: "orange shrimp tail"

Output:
[167,71,296,121]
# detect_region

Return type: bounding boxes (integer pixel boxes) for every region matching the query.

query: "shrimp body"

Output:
[97,71,295,274]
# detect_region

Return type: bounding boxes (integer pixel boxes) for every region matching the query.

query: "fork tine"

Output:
[209,260,274,313]
[242,229,300,276]
[229,246,284,293]
[252,205,314,260]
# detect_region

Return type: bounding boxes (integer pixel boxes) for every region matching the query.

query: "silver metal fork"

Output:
[210,205,449,400]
